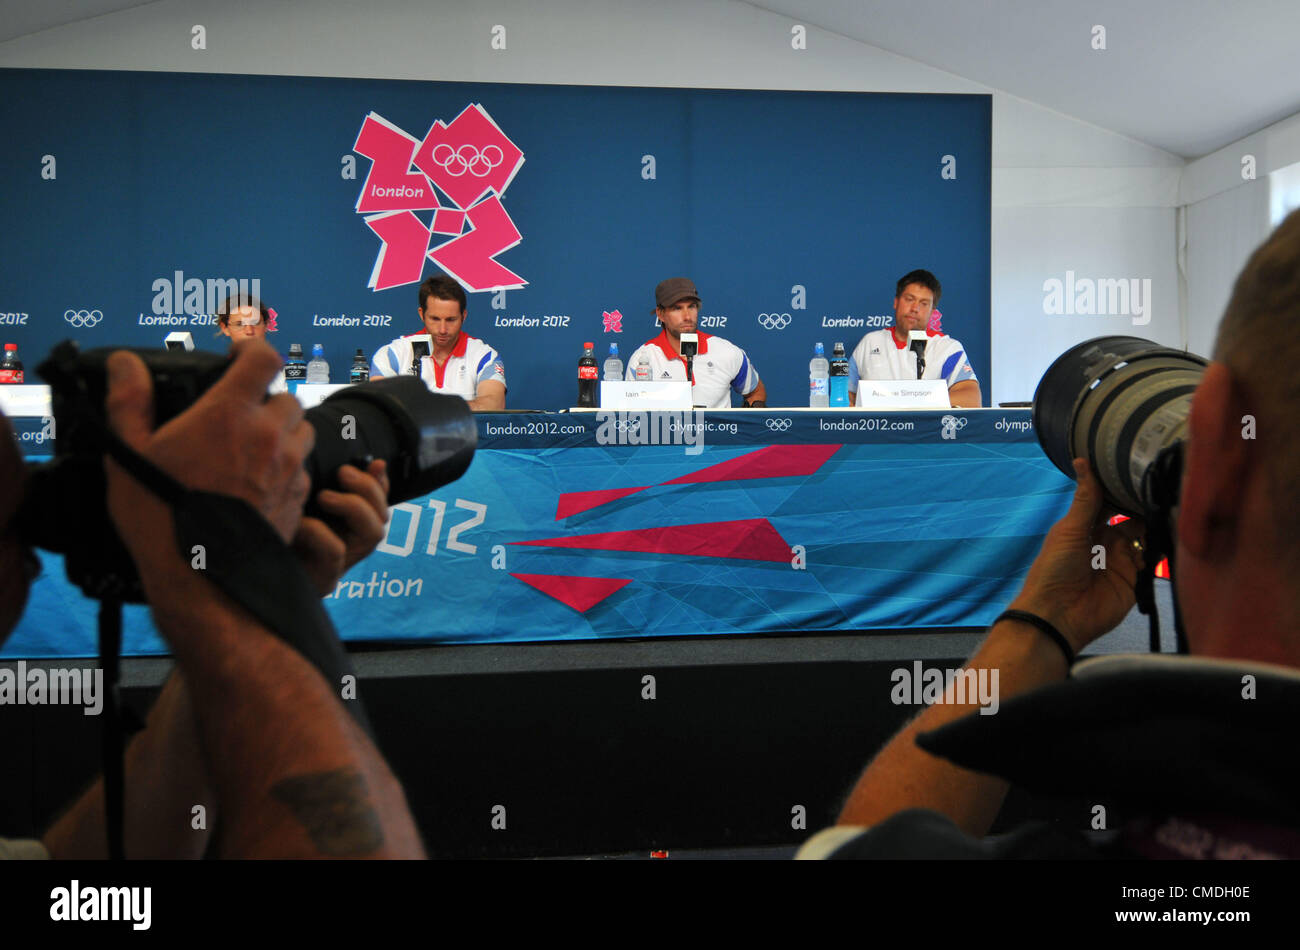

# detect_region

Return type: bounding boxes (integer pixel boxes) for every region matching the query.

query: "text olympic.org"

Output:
[594,410,737,455]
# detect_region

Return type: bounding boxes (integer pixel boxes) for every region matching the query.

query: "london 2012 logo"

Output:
[351,105,526,293]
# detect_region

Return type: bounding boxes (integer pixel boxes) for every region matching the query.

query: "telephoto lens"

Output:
[1032,336,1207,517]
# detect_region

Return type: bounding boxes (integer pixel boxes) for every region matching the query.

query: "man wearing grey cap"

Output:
[625,278,767,409]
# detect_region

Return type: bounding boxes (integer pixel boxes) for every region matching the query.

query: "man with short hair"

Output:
[624,278,767,409]
[370,274,506,411]
[800,210,1300,860]
[848,269,981,408]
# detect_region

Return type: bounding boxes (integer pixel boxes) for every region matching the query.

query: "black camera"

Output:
[1033,335,1209,651]
[1033,336,1207,520]
[16,341,477,602]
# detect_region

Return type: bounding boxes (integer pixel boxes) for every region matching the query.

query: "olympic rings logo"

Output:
[429,143,504,178]
[64,309,103,327]
[757,312,791,330]
[940,415,968,439]
[765,418,793,431]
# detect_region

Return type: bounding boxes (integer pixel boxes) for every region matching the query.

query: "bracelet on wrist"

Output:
[992,609,1074,667]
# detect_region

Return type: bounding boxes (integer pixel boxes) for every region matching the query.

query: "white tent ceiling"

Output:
[3,0,1299,159]
[749,0,1300,158]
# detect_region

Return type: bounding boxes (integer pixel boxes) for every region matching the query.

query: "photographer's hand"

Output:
[292,460,391,597]
[104,340,313,547]
[102,343,423,858]
[836,458,1147,838]
[1007,458,1146,654]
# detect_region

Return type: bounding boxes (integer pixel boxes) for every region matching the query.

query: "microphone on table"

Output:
[680,332,698,384]
[410,335,432,376]
[909,330,928,380]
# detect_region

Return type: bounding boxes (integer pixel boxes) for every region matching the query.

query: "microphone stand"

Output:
[911,343,926,380]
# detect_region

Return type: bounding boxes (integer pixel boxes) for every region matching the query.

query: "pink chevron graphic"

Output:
[365,211,434,291]
[353,113,441,213]
[510,574,632,613]
[556,486,648,520]
[428,195,525,291]
[663,443,842,484]
[553,443,842,519]
[512,518,791,562]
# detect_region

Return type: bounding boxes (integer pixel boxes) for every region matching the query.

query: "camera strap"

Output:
[92,422,373,735]
[1139,443,1190,655]
[77,405,372,861]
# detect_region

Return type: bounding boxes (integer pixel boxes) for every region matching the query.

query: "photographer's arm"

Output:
[42,463,394,859]
[42,672,213,859]
[837,460,1144,836]
[103,345,423,859]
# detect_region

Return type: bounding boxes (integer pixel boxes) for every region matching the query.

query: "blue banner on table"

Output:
[5,411,1070,658]
[0,69,991,410]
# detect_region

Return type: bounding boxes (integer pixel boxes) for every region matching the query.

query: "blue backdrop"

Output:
[0,68,991,408]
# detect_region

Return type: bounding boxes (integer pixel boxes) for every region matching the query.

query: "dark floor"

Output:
[1,583,1176,858]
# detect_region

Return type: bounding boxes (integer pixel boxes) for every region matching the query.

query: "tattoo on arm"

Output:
[270,768,384,856]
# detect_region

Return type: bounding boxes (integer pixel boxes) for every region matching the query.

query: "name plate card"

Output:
[599,380,693,410]
[853,379,950,409]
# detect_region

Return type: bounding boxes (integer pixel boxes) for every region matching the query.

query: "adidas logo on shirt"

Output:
[661,371,672,378]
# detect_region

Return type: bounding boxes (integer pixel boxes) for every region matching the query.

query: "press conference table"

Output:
[4,395,1073,659]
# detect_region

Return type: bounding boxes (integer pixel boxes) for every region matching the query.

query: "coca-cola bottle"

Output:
[577,342,598,407]
[0,344,23,384]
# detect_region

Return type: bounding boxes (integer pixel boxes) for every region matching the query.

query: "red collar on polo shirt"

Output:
[403,331,471,388]
[649,329,712,367]
[891,326,943,349]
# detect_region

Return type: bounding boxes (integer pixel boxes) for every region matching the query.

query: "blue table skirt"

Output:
[6,409,1070,657]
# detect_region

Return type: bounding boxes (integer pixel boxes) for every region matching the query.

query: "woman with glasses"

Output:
[216,294,287,392]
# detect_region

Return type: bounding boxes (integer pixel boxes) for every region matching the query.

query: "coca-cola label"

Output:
[0,369,23,384]
[578,366,598,379]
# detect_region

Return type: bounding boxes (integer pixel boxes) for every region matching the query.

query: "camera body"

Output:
[18,340,476,602]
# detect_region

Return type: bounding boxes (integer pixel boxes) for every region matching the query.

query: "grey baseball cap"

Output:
[654,277,701,311]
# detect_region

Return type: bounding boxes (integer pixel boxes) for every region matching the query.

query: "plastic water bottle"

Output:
[0,344,23,384]
[809,342,829,407]
[635,354,651,380]
[577,342,598,407]
[306,343,330,384]
[604,342,623,381]
[284,343,307,393]
[829,342,849,407]
[350,348,369,384]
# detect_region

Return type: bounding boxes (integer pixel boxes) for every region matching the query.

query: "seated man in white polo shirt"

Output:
[624,277,767,409]
[370,274,506,411]
[848,269,981,408]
